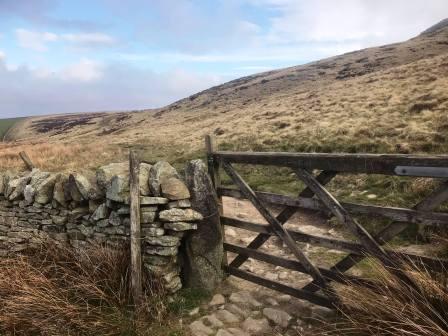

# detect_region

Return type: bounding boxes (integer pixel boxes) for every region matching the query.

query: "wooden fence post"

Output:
[129,150,142,306]
[19,151,35,170]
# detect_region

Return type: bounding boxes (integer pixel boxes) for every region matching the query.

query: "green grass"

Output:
[0,117,24,140]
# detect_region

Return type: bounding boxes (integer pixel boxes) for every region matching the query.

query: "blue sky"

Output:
[0,0,447,118]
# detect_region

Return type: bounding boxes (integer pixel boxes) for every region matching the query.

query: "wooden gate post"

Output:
[205,135,227,267]
[129,150,142,306]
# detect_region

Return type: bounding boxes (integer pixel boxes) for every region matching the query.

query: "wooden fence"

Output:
[205,135,448,308]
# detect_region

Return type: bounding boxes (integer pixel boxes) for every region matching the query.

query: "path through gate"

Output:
[205,135,448,308]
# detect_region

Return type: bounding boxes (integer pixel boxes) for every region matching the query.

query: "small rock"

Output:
[215,310,240,324]
[311,306,336,320]
[91,203,109,221]
[202,314,224,328]
[225,228,237,237]
[265,297,279,306]
[189,320,214,336]
[108,211,122,226]
[216,330,233,336]
[263,308,292,328]
[278,272,289,281]
[264,272,278,281]
[230,292,262,309]
[209,294,226,306]
[141,211,156,223]
[161,177,190,200]
[242,317,271,335]
[227,328,249,336]
[277,294,292,303]
[226,304,250,319]
[189,307,200,316]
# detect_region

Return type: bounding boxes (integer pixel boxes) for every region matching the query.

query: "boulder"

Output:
[70,173,91,200]
[149,161,179,196]
[96,162,128,192]
[65,175,82,202]
[23,185,35,204]
[8,175,31,201]
[0,173,6,195]
[159,208,203,222]
[34,174,57,204]
[161,177,191,200]
[106,174,129,203]
[30,170,51,188]
[182,159,224,292]
[139,163,152,196]
[53,174,68,207]
[0,171,14,196]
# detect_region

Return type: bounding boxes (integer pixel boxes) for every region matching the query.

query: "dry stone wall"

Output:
[0,160,203,293]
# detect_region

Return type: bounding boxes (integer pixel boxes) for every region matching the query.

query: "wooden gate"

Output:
[205,135,448,308]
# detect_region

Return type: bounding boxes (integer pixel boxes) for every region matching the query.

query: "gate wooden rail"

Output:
[205,135,448,308]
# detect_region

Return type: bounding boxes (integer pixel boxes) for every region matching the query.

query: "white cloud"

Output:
[60,33,116,46]
[16,28,58,51]
[258,0,448,46]
[0,57,223,118]
[0,51,5,60]
[15,29,117,52]
[60,58,104,82]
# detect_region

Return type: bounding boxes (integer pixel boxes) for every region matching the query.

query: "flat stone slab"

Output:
[140,196,168,205]
[159,208,203,222]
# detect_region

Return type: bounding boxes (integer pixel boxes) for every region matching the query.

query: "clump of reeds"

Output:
[320,258,448,336]
[0,241,168,336]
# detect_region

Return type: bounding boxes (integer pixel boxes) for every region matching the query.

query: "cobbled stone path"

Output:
[188,280,336,336]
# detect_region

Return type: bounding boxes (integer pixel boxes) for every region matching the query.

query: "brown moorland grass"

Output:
[0,241,172,336]
[310,259,448,336]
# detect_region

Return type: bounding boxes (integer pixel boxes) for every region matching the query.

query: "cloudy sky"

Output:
[0,0,447,118]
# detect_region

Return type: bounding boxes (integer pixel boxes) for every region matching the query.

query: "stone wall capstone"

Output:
[0,160,203,293]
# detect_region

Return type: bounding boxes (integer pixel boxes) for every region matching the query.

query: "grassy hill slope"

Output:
[3,20,448,172]
[0,117,25,141]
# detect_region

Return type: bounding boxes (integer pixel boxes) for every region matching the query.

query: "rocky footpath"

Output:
[0,160,204,293]
[189,288,335,336]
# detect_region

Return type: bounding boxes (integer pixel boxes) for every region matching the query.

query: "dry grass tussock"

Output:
[0,241,168,336]
[315,258,448,336]
[0,140,126,172]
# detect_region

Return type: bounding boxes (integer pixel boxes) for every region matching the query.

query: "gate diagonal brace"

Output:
[302,179,448,292]
[294,168,434,294]
[229,170,337,269]
[221,160,340,304]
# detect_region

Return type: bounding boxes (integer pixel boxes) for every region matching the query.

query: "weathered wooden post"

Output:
[19,151,35,170]
[129,150,142,306]
[205,135,227,267]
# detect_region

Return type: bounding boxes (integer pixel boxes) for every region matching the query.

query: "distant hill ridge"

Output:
[421,18,448,35]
